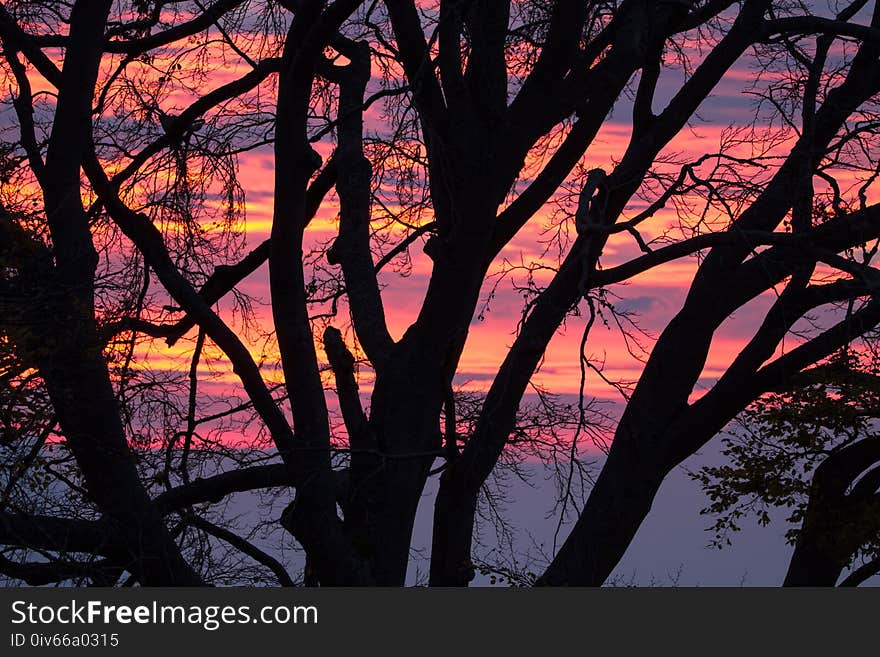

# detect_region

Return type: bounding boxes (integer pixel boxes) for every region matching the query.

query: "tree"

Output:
[693,349,880,586]
[1,0,880,586]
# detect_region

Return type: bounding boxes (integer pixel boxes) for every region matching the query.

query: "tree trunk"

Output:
[38,299,203,585]
[430,477,477,586]
[357,341,447,585]
[783,537,844,586]
[536,437,668,586]
[32,0,201,586]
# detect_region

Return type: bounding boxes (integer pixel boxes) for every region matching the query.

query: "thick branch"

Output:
[0,511,114,556]
[0,554,121,586]
[325,39,394,367]
[0,3,62,86]
[164,159,337,346]
[323,326,372,448]
[104,0,247,55]
[764,16,880,45]
[187,514,295,587]
[111,56,283,187]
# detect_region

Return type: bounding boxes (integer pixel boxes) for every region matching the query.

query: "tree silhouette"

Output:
[1,0,880,586]
[693,349,880,586]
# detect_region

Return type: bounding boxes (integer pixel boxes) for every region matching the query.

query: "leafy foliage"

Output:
[692,349,880,561]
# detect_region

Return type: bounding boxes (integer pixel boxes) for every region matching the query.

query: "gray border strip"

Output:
[0,588,874,654]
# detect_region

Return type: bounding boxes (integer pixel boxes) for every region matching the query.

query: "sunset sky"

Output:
[140,40,833,436]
